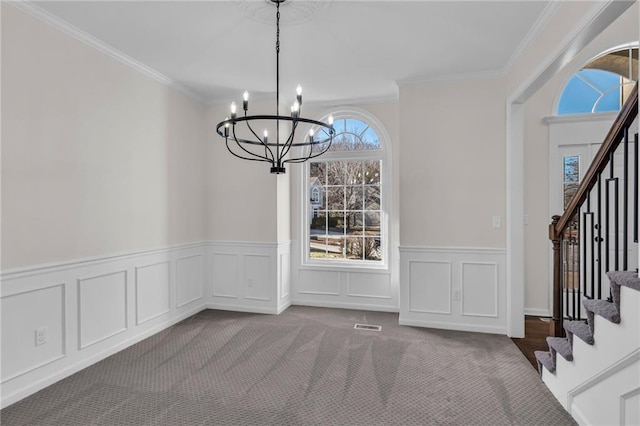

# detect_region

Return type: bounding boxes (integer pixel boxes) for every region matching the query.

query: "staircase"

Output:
[536,83,640,425]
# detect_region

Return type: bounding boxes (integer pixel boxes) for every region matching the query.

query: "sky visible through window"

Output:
[558,69,622,115]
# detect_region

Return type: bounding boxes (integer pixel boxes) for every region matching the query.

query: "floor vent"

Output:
[354,323,382,331]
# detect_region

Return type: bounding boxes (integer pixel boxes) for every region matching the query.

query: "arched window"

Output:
[305,114,387,264]
[557,46,637,115]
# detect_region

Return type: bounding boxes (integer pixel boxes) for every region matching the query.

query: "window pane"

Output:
[346,212,363,236]
[558,75,600,115]
[364,160,381,184]
[310,211,326,232]
[328,211,344,233]
[563,156,579,183]
[310,162,326,183]
[327,187,344,211]
[365,186,380,210]
[594,87,622,112]
[327,161,345,185]
[364,211,381,233]
[345,186,363,211]
[564,183,579,208]
[345,237,364,260]
[365,237,382,261]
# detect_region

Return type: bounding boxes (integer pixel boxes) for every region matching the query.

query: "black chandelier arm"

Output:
[243,117,275,162]
[283,138,333,164]
[225,137,274,164]
[277,119,299,160]
[231,123,274,163]
[216,116,334,147]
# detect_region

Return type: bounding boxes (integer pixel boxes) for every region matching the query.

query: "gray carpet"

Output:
[1,306,576,425]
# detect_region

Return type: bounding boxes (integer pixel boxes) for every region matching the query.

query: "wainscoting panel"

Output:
[245,254,271,301]
[206,241,285,314]
[298,269,341,295]
[347,272,392,300]
[0,242,206,408]
[176,255,204,308]
[78,271,128,349]
[1,283,65,383]
[211,253,239,298]
[135,262,170,325]
[399,246,507,334]
[461,262,498,318]
[408,261,451,314]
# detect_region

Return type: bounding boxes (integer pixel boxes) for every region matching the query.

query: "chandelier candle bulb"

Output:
[328,115,334,125]
[263,129,268,144]
[296,84,303,105]
[230,102,237,120]
[242,91,249,111]
[309,128,314,143]
[292,101,300,118]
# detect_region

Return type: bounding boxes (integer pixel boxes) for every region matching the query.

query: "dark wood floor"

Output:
[511,316,551,369]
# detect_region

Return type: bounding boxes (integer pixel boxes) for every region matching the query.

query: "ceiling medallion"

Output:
[235,0,329,26]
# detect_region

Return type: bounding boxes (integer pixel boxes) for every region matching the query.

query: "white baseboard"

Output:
[292,298,399,313]
[398,317,507,335]
[525,308,551,317]
[205,303,280,315]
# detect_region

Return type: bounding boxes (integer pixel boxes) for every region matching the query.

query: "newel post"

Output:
[549,215,564,337]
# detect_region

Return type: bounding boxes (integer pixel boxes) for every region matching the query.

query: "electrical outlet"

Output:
[35,327,48,346]
[453,290,461,301]
[492,216,502,228]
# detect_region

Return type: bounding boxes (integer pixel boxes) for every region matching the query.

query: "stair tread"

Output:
[546,336,573,361]
[563,320,594,345]
[607,270,640,292]
[583,298,620,324]
[534,350,555,374]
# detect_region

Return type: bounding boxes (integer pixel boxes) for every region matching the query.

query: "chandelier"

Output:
[216,0,335,174]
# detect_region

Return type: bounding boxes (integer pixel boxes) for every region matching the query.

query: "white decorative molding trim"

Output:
[399,246,507,255]
[6,2,206,104]
[134,261,171,326]
[501,0,563,74]
[620,386,640,426]
[461,261,498,318]
[400,246,507,335]
[77,270,128,350]
[1,241,207,279]
[408,260,452,314]
[0,242,207,409]
[0,283,66,384]
[542,111,618,124]
[567,348,640,411]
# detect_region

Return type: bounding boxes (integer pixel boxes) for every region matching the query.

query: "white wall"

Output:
[398,77,507,248]
[1,5,208,270]
[1,4,208,407]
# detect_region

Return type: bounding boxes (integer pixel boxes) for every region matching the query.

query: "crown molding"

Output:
[8,1,208,105]
[502,1,563,75]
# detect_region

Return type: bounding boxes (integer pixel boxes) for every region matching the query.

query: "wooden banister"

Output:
[552,82,638,240]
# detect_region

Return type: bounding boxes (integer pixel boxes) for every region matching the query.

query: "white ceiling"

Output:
[31,0,553,106]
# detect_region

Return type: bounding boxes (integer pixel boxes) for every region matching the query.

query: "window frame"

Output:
[301,111,390,270]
